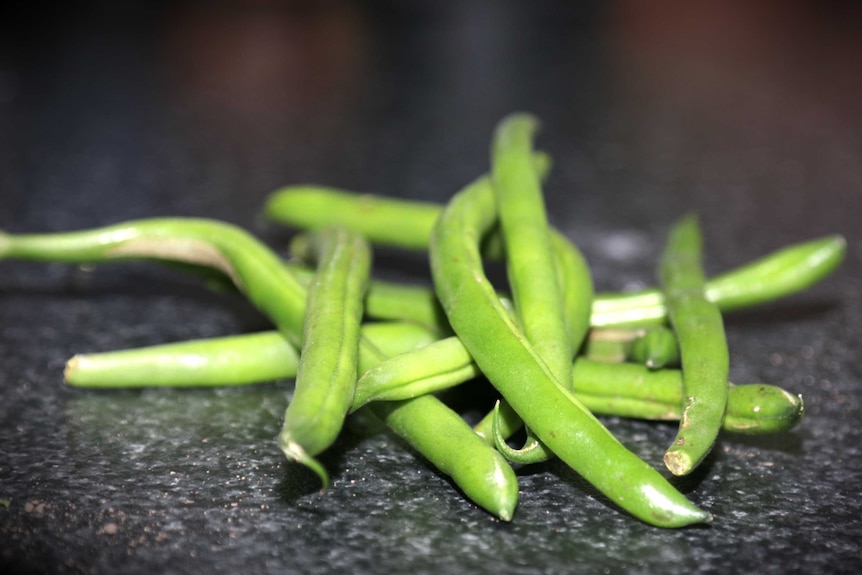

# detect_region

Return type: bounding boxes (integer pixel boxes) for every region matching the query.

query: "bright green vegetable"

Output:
[629,326,680,369]
[660,214,729,476]
[591,235,847,327]
[491,114,572,385]
[64,321,438,388]
[429,174,710,527]
[485,114,574,463]
[352,336,478,410]
[2,220,519,518]
[571,359,804,434]
[263,190,844,327]
[64,333,805,434]
[371,395,519,521]
[0,219,309,344]
[278,227,372,486]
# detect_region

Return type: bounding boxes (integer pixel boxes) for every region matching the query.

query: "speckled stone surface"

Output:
[2,2,861,574]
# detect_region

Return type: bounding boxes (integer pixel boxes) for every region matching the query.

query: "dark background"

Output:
[1,1,861,573]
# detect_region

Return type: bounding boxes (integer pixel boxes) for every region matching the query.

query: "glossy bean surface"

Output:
[429,174,710,527]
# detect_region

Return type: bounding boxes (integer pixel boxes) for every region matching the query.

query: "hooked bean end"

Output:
[279,434,331,490]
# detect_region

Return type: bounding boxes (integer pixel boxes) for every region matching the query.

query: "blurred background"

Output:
[1,1,860,574]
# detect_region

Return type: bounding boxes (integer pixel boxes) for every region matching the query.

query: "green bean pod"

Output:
[352,336,478,410]
[262,189,844,327]
[430,175,710,527]
[485,114,576,462]
[278,227,372,486]
[629,326,680,369]
[370,396,519,521]
[64,321,438,389]
[3,219,522,516]
[660,214,729,476]
[571,359,804,433]
[591,234,847,327]
[0,219,310,344]
[65,331,804,435]
[491,114,572,384]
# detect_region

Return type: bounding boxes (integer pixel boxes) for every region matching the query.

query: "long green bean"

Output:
[429,174,710,527]
[65,332,804,434]
[278,227,371,486]
[3,220,519,517]
[64,321,438,388]
[263,189,844,326]
[660,214,729,476]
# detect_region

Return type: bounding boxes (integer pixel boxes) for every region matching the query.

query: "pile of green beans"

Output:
[0,113,846,527]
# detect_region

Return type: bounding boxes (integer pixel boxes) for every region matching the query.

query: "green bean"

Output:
[660,214,729,476]
[491,114,572,385]
[571,359,804,434]
[65,332,300,388]
[352,336,478,410]
[429,174,710,527]
[264,187,443,251]
[0,219,310,345]
[591,234,847,327]
[370,395,519,521]
[2,219,522,514]
[65,332,804,434]
[262,189,845,327]
[629,326,680,369]
[278,227,372,486]
[64,321,438,389]
[483,114,575,462]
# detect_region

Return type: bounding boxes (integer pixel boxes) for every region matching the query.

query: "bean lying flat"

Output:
[429,174,710,527]
[1,219,310,344]
[3,220,519,518]
[591,234,846,327]
[65,331,804,435]
[63,321,438,389]
[373,396,519,521]
[278,227,372,486]
[571,359,803,434]
[660,215,729,476]
[262,189,845,328]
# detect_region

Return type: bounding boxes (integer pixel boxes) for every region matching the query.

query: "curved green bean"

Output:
[3,219,521,515]
[352,336,478,410]
[660,214,729,476]
[0,219,310,344]
[278,227,371,486]
[262,189,845,327]
[591,234,846,327]
[429,174,710,527]
[491,114,572,384]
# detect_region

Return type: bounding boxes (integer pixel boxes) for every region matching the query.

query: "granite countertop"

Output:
[2,2,861,573]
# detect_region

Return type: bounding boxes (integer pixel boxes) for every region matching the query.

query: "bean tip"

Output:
[63,355,82,386]
[279,436,331,490]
